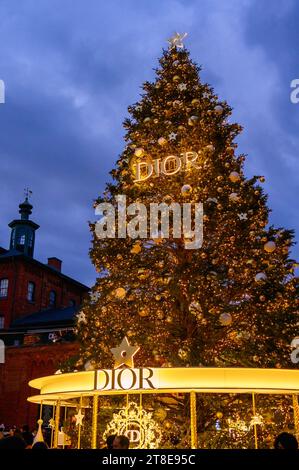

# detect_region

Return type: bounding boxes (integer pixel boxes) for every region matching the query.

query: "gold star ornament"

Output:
[110,336,140,369]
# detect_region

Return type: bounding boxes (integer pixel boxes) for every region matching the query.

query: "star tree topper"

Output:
[168,32,187,50]
[110,336,140,369]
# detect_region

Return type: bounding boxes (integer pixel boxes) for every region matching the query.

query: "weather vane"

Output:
[167,32,188,50]
[24,188,33,200]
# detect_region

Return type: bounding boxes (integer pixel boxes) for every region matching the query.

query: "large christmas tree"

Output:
[73,34,299,448]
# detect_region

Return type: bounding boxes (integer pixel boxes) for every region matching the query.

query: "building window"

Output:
[69,299,76,307]
[27,282,35,302]
[18,234,26,245]
[0,316,4,329]
[49,290,57,307]
[29,234,33,248]
[11,228,16,246]
[0,279,9,298]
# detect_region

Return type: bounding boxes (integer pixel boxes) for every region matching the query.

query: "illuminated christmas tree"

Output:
[73,34,299,448]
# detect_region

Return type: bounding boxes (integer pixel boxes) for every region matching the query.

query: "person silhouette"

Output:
[274,432,298,449]
[112,435,130,449]
[105,434,116,449]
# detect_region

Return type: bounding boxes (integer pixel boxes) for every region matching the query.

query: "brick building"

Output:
[0,197,89,429]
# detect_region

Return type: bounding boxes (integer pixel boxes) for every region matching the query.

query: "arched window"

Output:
[27,282,35,302]
[18,234,26,245]
[49,290,56,307]
[0,279,9,298]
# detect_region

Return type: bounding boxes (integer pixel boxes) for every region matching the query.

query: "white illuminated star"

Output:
[168,32,188,50]
[238,213,248,221]
[178,83,187,91]
[169,132,177,141]
[90,291,100,303]
[76,312,87,324]
[74,409,84,426]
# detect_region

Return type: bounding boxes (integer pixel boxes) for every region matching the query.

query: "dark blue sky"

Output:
[0,0,298,287]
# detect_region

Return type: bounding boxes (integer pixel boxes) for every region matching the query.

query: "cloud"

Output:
[0,0,298,286]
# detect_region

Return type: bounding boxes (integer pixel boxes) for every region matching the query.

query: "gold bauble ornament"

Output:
[134,148,144,157]
[259,295,266,302]
[191,98,200,105]
[115,287,126,299]
[143,117,151,123]
[216,412,223,419]
[139,308,150,317]
[181,184,192,196]
[229,171,240,183]
[214,104,224,114]
[173,75,180,82]
[188,115,199,126]
[264,241,276,253]
[158,137,167,146]
[163,194,173,204]
[219,312,232,326]
[255,272,267,282]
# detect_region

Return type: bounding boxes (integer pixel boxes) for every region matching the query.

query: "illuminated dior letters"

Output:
[96,367,157,391]
[133,151,200,182]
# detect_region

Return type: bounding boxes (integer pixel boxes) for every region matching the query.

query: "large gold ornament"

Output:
[264,241,276,253]
[229,171,240,183]
[219,312,232,326]
[115,287,126,299]
[181,184,192,196]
